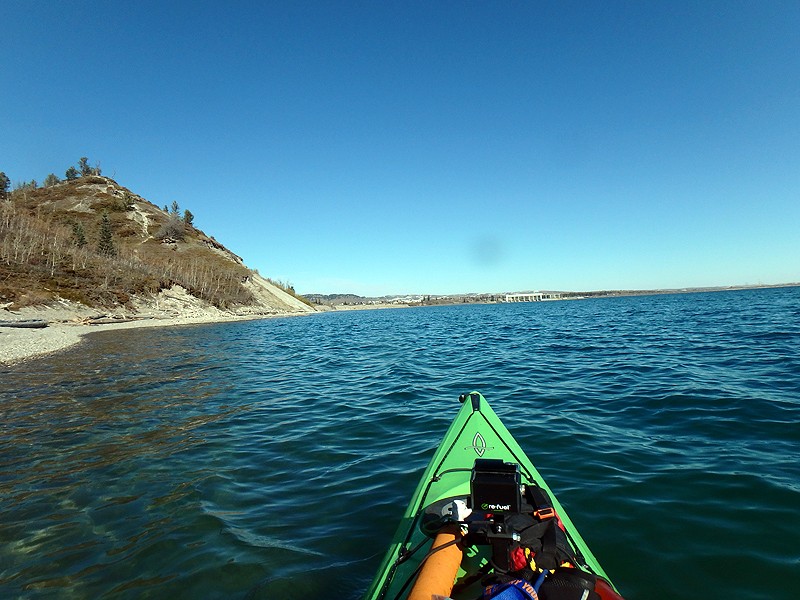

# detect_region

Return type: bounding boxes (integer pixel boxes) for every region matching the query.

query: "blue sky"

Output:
[3,1,798,295]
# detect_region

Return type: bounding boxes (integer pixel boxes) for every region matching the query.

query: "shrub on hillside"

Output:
[155,214,185,242]
[44,173,60,187]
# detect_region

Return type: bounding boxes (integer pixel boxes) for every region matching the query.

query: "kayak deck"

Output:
[365,392,615,600]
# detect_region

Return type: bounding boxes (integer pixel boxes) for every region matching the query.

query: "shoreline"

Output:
[6,283,797,364]
[1,280,318,365]
[0,312,301,366]
[1,302,414,363]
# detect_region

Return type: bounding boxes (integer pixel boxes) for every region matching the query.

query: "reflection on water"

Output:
[2,288,800,599]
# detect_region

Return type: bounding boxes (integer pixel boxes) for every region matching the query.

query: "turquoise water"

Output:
[1,287,799,599]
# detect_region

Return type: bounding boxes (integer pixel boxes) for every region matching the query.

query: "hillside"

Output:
[0,175,314,318]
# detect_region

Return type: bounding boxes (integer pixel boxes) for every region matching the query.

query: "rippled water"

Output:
[1,287,799,599]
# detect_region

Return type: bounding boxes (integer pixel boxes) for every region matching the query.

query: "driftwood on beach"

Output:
[0,320,49,329]
[74,316,150,326]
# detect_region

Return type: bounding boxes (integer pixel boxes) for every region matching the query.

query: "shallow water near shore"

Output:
[1,287,799,599]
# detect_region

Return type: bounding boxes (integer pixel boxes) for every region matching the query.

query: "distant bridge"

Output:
[504,292,562,302]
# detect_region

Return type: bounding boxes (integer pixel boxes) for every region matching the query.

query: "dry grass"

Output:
[266,277,315,308]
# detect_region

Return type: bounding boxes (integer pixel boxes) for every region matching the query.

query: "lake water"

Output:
[1,287,799,599]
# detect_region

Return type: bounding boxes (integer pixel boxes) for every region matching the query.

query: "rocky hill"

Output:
[0,175,314,318]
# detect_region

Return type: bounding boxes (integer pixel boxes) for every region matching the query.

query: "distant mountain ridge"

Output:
[0,175,314,316]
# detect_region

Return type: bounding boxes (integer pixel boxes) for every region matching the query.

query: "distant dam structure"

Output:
[504,292,562,302]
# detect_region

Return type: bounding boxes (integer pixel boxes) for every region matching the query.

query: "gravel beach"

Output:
[0,278,319,365]
[0,313,279,365]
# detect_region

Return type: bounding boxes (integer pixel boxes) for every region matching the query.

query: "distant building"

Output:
[504,292,561,302]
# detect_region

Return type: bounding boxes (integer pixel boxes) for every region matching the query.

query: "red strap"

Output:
[510,545,528,571]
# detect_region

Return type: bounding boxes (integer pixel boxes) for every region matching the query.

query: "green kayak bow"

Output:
[364,392,618,600]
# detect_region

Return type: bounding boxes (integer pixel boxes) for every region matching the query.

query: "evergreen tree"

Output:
[44,173,60,187]
[170,200,180,215]
[65,166,79,180]
[183,209,194,226]
[97,212,116,257]
[72,221,87,248]
[78,157,92,176]
[0,172,9,200]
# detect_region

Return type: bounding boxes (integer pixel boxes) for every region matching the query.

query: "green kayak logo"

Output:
[471,432,488,457]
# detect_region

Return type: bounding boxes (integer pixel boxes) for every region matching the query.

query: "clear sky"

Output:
[3,1,799,296]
